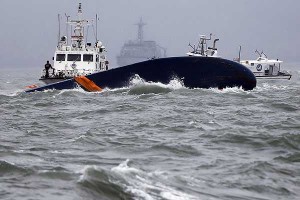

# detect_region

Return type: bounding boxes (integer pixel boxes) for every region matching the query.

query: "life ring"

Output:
[256,64,262,71]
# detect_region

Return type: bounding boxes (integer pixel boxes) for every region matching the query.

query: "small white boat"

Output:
[40,3,109,84]
[187,34,220,57]
[240,50,292,80]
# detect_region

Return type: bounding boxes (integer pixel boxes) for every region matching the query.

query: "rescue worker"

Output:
[44,61,53,78]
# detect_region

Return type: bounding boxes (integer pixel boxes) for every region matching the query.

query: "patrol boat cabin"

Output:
[240,51,292,80]
[40,3,109,84]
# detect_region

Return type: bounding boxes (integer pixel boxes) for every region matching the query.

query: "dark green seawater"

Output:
[0,67,300,200]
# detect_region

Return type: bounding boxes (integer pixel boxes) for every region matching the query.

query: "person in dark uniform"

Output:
[44,61,53,78]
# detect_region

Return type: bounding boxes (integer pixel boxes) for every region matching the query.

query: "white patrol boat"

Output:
[187,34,220,57]
[240,50,292,80]
[40,3,109,84]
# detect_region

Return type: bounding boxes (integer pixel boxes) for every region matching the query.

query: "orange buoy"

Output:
[26,84,38,89]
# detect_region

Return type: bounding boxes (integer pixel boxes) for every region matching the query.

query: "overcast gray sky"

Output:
[0,0,299,68]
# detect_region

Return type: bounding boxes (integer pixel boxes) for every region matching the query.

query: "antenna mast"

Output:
[58,14,61,46]
[65,13,70,45]
[136,18,146,43]
[96,14,98,41]
[69,3,89,49]
[238,46,242,62]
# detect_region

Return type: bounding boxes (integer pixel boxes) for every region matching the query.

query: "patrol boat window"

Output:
[56,54,66,61]
[67,54,81,61]
[83,54,94,62]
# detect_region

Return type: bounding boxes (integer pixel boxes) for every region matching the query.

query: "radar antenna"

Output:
[135,18,146,43]
[261,51,267,58]
[196,33,212,56]
[68,3,90,49]
[78,3,82,15]
[255,50,262,57]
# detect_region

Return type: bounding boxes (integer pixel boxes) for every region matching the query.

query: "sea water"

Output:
[0,66,299,200]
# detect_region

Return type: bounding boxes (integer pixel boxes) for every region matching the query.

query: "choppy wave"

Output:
[3,72,298,98]
[37,167,74,180]
[119,75,185,95]
[1,68,300,200]
[254,83,290,92]
[208,86,249,94]
[0,160,33,175]
[0,89,24,97]
[78,160,199,200]
[213,132,300,150]
[9,76,186,97]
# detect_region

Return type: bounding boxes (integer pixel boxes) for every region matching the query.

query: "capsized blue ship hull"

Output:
[26,56,256,92]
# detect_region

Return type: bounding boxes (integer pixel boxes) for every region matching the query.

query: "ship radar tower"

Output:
[135,18,146,43]
[68,3,90,50]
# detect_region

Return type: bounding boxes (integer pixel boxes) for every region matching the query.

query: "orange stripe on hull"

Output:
[74,76,102,92]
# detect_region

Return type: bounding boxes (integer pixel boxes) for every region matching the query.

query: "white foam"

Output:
[0,89,24,97]
[56,87,85,95]
[12,150,25,153]
[52,87,106,98]
[49,150,63,154]
[0,160,16,166]
[161,189,199,200]
[78,165,99,182]
[78,160,200,199]
[111,159,140,174]
[254,83,289,92]
[129,75,185,90]
[99,76,185,95]
[168,79,185,90]
[126,187,154,200]
[209,87,249,94]
[111,160,199,200]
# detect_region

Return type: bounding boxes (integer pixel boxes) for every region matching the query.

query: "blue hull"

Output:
[26,56,256,92]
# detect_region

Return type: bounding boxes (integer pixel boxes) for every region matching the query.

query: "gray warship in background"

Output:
[116,18,167,67]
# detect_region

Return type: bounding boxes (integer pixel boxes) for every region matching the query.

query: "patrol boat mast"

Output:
[69,3,86,50]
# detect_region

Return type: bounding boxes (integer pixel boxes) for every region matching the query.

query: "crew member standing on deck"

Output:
[44,61,53,78]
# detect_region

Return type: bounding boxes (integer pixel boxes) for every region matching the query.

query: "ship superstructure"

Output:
[187,34,219,57]
[240,50,292,80]
[187,35,292,80]
[40,3,109,84]
[116,18,166,67]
